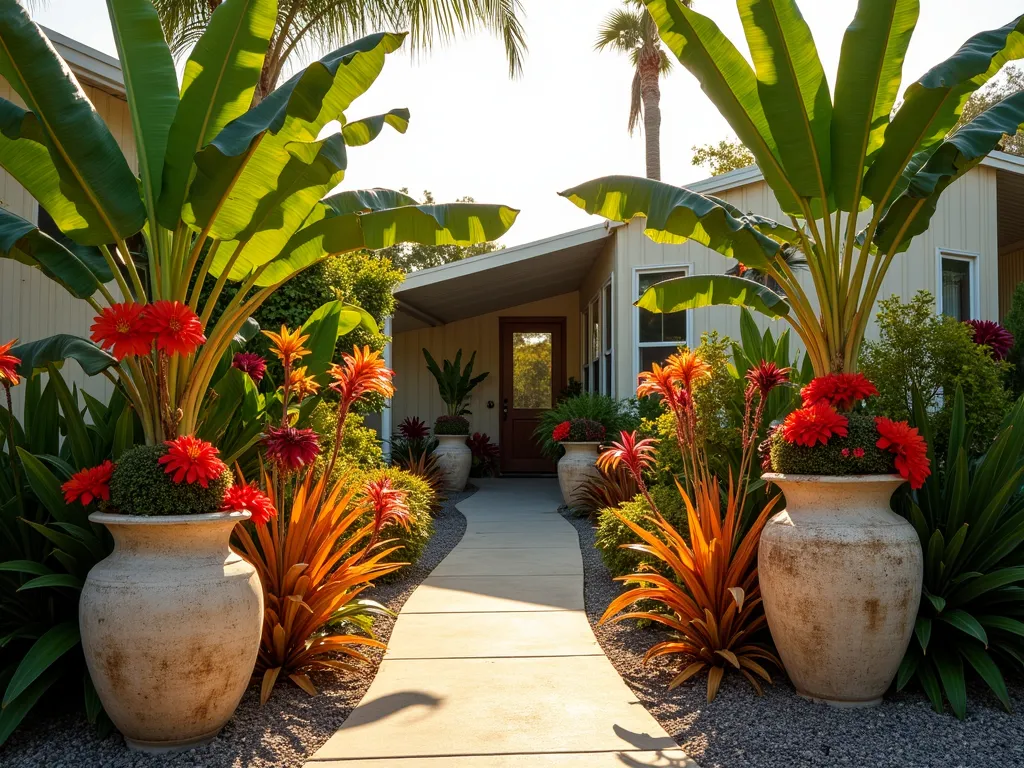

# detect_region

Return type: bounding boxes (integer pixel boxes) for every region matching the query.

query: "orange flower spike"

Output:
[263,325,310,366]
[0,339,20,387]
[597,430,659,482]
[284,366,320,403]
[329,345,396,405]
[665,350,711,391]
[637,362,684,410]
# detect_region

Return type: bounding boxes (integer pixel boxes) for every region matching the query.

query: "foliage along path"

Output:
[304,478,696,766]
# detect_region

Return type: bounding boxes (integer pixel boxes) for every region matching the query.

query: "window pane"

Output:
[638,271,685,343]
[512,332,553,409]
[640,345,677,373]
[941,258,971,321]
[604,352,613,395]
[590,300,600,362]
[662,310,687,343]
[604,284,613,350]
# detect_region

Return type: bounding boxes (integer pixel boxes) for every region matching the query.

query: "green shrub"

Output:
[310,401,383,478]
[109,444,232,516]
[353,467,435,581]
[536,394,627,459]
[860,291,1012,455]
[434,415,469,435]
[595,485,686,578]
[768,413,894,476]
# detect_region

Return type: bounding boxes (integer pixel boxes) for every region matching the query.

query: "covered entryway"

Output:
[498,317,565,473]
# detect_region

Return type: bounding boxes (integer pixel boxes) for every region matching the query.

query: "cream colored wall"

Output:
[391,293,580,439]
[0,80,135,415]
[610,167,1001,396]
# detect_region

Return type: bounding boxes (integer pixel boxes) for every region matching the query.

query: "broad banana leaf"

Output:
[642,0,799,214]
[300,300,378,378]
[863,14,1024,207]
[104,0,177,224]
[636,274,791,319]
[11,336,117,377]
[0,0,144,244]
[157,0,276,229]
[342,108,410,146]
[253,202,519,287]
[183,32,405,240]
[874,90,1024,254]
[0,208,106,299]
[316,187,420,219]
[704,194,806,245]
[830,0,920,211]
[738,0,832,202]
[559,175,780,269]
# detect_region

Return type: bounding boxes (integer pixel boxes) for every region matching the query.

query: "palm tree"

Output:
[154,0,527,103]
[595,0,684,180]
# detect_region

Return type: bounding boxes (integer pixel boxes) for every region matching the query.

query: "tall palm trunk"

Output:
[638,49,661,181]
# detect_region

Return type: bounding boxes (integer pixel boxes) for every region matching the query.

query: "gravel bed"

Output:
[2,488,473,768]
[560,507,1024,768]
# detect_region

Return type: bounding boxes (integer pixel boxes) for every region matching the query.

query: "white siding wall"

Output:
[0,80,135,415]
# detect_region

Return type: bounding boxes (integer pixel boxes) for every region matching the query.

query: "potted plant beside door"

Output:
[553,418,606,507]
[423,349,488,491]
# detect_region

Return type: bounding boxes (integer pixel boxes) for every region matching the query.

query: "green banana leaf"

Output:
[10,335,117,377]
[157,0,276,228]
[342,108,411,146]
[559,175,780,269]
[0,0,144,244]
[636,273,791,319]
[0,208,105,299]
[300,300,378,379]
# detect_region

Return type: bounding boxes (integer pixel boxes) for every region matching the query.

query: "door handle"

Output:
[502,398,509,420]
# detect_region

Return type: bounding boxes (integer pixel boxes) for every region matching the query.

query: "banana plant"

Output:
[422,348,489,416]
[0,0,518,444]
[560,0,1024,375]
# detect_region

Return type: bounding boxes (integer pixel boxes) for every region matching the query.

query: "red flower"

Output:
[596,430,659,482]
[221,482,277,525]
[800,372,878,411]
[329,346,395,406]
[139,300,206,357]
[398,417,430,440]
[966,320,1015,361]
[61,460,115,506]
[552,421,571,442]
[232,352,266,382]
[875,417,931,490]
[781,403,849,447]
[364,477,412,543]
[158,435,226,487]
[745,360,790,398]
[841,448,850,458]
[854,447,865,458]
[263,426,320,472]
[90,302,151,361]
[0,339,21,387]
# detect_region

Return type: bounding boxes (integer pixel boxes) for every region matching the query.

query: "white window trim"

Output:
[603,273,615,398]
[935,247,980,320]
[632,264,693,384]
[581,290,601,394]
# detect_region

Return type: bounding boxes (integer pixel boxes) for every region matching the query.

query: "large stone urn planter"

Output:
[434,434,471,491]
[80,511,263,752]
[557,442,601,508]
[758,474,922,707]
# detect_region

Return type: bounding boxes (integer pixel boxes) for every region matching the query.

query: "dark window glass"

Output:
[941,258,972,321]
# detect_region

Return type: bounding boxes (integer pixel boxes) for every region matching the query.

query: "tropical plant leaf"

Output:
[636,274,790,319]
[10,336,116,377]
[0,208,106,299]
[0,664,60,746]
[46,364,94,469]
[938,609,988,646]
[2,621,79,707]
[14,448,72,523]
[342,108,410,146]
[316,187,420,219]
[300,300,377,378]
[0,560,53,576]
[933,646,967,719]
[960,643,1012,711]
[16,574,84,591]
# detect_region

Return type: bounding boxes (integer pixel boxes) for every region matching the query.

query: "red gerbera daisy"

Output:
[157,435,226,487]
[800,372,878,411]
[263,426,320,472]
[62,460,115,506]
[90,302,151,361]
[221,482,277,525]
[552,421,571,442]
[232,352,267,382]
[875,417,931,490]
[139,300,206,357]
[781,403,849,447]
[0,339,21,387]
[966,320,1015,361]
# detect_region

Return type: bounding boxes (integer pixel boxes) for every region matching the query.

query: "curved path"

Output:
[305,478,696,767]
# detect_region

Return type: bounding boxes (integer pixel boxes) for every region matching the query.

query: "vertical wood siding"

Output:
[999,247,1024,321]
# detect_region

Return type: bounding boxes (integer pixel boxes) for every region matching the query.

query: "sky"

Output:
[31,0,1024,247]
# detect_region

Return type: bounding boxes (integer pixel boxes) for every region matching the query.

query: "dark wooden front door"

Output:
[499,317,566,474]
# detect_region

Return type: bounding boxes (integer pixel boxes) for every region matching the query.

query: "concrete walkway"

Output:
[305,478,695,767]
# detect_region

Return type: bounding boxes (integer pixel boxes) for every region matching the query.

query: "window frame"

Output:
[603,275,614,398]
[578,274,617,397]
[935,247,980,321]
[632,264,693,384]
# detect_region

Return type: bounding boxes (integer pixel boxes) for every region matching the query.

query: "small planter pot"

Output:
[434,434,471,492]
[758,474,923,707]
[557,442,601,508]
[80,511,263,753]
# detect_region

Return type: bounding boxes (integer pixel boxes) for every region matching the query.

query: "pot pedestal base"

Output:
[126,727,221,754]
[796,691,882,709]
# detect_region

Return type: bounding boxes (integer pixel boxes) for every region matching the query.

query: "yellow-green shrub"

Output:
[595,485,687,578]
[352,466,435,581]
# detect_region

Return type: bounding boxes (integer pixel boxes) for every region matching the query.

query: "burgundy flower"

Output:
[262,426,320,472]
[745,360,790,398]
[398,416,430,440]
[966,320,1014,361]
[232,352,267,382]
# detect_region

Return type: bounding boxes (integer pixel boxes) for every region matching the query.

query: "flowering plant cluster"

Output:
[434,414,470,436]
[966,319,1015,361]
[551,418,606,443]
[771,372,930,489]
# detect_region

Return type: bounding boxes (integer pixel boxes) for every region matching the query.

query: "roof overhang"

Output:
[393,222,614,333]
[42,26,125,99]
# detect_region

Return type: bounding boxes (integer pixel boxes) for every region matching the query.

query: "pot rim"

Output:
[435,433,469,439]
[559,441,603,446]
[88,510,251,525]
[761,472,904,485]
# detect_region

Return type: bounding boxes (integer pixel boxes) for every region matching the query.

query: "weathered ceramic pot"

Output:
[434,434,471,491]
[758,474,922,707]
[557,442,601,508]
[80,511,263,752]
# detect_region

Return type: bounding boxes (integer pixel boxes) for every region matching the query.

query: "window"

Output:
[579,277,615,396]
[636,267,688,374]
[603,280,614,397]
[938,250,978,321]
[585,296,600,393]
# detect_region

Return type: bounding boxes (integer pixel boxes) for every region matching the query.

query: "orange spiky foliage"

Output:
[233,468,407,703]
[600,356,788,701]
